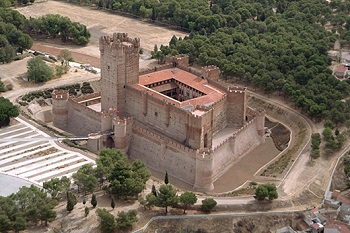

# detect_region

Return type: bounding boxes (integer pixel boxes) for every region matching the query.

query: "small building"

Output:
[334,65,348,79]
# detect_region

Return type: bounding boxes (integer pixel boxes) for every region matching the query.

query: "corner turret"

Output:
[52,90,69,129]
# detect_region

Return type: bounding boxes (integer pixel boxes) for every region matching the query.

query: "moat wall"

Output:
[129,125,197,185]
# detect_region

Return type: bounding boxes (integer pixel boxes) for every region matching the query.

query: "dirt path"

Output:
[32,43,101,68]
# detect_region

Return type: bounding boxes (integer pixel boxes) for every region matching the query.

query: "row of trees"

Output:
[0,8,33,63]
[0,0,35,8]
[96,208,138,232]
[0,5,90,64]
[0,185,57,232]
[23,14,91,45]
[71,149,151,199]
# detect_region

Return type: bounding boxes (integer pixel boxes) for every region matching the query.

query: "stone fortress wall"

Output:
[52,33,266,191]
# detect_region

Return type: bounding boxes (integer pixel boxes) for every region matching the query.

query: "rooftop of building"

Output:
[336,65,348,73]
[325,222,350,233]
[135,68,225,109]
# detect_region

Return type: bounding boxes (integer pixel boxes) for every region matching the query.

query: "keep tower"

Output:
[99,33,140,115]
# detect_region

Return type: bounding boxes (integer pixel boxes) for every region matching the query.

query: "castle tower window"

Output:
[155,112,158,117]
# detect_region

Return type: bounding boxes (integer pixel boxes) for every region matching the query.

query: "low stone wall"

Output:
[211,117,262,181]
[129,125,196,185]
[66,99,102,136]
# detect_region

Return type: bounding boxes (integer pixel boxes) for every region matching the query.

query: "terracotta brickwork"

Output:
[51,33,265,191]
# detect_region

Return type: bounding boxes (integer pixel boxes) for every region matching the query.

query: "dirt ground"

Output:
[144,213,303,233]
[16,0,188,54]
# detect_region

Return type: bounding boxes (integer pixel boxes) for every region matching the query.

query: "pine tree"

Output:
[84,207,89,217]
[164,171,169,184]
[111,198,115,210]
[152,184,157,197]
[66,191,77,212]
[66,195,74,212]
[91,194,97,208]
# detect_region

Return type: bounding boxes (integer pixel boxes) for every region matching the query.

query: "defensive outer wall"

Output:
[52,33,265,192]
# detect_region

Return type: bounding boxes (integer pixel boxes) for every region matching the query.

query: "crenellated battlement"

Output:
[113,116,133,125]
[72,92,101,102]
[99,33,140,53]
[228,86,246,93]
[139,63,174,76]
[52,90,69,100]
[201,65,220,80]
[212,117,257,152]
[196,148,214,160]
[133,124,197,157]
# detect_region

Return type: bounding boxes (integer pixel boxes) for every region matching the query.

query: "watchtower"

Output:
[99,33,140,115]
[52,90,69,129]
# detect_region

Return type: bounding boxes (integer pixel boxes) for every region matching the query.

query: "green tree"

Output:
[0,79,4,92]
[323,127,334,142]
[155,184,178,215]
[0,0,11,7]
[66,192,77,212]
[201,198,217,212]
[179,192,197,214]
[0,213,12,233]
[13,216,27,232]
[116,210,138,229]
[141,193,157,210]
[311,133,321,150]
[11,185,57,226]
[255,183,278,201]
[111,198,115,210]
[169,35,178,46]
[164,171,169,184]
[84,207,89,217]
[151,184,157,197]
[0,96,19,127]
[106,152,149,199]
[43,176,71,200]
[72,164,97,195]
[96,208,116,233]
[91,194,97,208]
[27,57,54,83]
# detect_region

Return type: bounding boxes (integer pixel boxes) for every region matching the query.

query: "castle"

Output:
[52,33,265,191]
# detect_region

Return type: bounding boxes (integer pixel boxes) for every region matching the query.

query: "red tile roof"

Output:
[336,65,348,73]
[135,68,225,108]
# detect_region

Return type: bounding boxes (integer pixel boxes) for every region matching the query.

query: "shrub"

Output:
[201,198,217,212]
